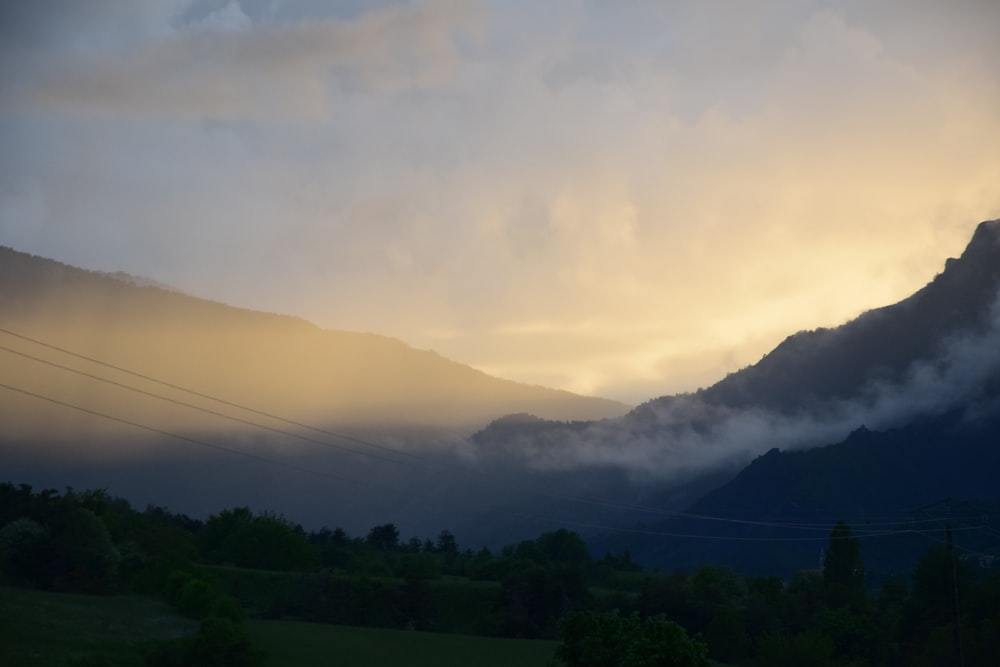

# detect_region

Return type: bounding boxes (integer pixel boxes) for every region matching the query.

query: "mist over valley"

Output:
[2,219,999,579]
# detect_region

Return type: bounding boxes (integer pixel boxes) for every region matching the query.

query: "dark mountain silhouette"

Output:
[687,219,1000,413]
[576,220,1000,576]
[471,219,1000,476]
[468,220,1000,571]
[598,402,1000,579]
[3,218,998,565]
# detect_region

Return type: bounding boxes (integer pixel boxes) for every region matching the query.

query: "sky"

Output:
[1,1,998,405]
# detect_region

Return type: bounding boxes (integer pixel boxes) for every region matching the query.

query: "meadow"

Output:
[249,619,558,667]
[0,585,557,667]
[0,586,196,666]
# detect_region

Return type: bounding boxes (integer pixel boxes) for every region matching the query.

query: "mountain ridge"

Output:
[3,219,998,568]
[472,219,1000,476]
[0,244,629,439]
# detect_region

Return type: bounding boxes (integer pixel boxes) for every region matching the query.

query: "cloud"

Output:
[2,0,481,120]
[471,290,1000,479]
[1,1,999,403]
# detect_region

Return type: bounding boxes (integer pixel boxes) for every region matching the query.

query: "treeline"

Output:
[2,482,1000,666]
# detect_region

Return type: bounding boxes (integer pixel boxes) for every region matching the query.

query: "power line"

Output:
[0,327,436,467]
[5,326,989,544]
[541,493,957,533]
[507,511,972,543]
[0,381,391,491]
[6,375,986,545]
[0,344,444,471]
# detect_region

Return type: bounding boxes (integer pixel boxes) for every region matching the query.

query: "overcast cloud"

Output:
[1,0,999,403]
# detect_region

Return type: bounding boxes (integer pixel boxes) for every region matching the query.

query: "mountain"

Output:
[578,219,1000,577]
[0,245,633,535]
[0,245,628,443]
[3,219,998,557]
[684,219,1000,414]
[472,219,1000,477]
[597,403,1000,579]
[468,219,1000,570]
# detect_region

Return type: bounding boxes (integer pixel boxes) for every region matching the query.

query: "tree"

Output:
[0,517,49,586]
[706,605,751,663]
[201,508,318,571]
[221,513,318,571]
[557,610,708,667]
[366,523,400,552]
[52,506,121,593]
[823,520,864,604]
[436,529,458,555]
[536,529,590,566]
[755,632,837,667]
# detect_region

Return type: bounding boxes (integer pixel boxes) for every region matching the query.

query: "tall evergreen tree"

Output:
[823,521,865,603]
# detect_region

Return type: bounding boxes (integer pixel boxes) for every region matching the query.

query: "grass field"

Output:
[1,586,558,667]
[0,586,196,667]
[249,619,558,667]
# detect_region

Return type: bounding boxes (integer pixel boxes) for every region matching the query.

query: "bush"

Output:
[0,517,49,586]
[54,507,121,593]
[557,610,708,667]
[144,615,265,667]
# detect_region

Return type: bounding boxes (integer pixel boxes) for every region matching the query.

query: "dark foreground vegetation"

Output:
[2,481,999,666]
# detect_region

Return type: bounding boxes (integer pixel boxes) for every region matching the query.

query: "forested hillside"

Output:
[3,482,999,666]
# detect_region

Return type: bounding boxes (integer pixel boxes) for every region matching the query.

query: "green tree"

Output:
[145,616,265,667]
[899,545,974,663]
[814,607,880,664]
[366,523,400,552]
[436,529,458,555]
[201,507,317,571]
[706,605,751,663]
[536,529,590,566]
[755,632,837,667]
[557,610,708,667]
[222,513,318,571]
[200,507,254,561]
[0,517,50,586]
[53,506,121,593]
[823,520,864,605]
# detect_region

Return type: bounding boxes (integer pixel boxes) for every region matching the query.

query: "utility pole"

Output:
[910,498,965,667]
[946,521,964,667]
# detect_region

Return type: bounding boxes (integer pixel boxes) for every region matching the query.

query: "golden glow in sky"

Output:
[1,1,999,404]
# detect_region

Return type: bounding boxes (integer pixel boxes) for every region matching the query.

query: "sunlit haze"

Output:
[2,1,999,404]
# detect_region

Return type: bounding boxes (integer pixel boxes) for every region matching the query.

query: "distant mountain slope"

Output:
[688,218,1000,413]
[472,219,1000,477]
[0,246,628,442]
[603,401,1000,578]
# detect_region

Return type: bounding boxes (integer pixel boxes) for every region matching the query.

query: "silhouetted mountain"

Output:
[469,219,1000,571]
[3,219,998,561]
[601,401,1000,579]
[690,219,1000,413]
[472,220,1000,478]
[0,245,632,536]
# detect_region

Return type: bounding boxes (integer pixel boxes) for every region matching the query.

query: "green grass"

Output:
[249,619,558,667]
[0,586,196,667]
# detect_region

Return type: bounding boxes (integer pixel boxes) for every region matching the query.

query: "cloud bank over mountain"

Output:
[470,222,1000,478]
[2,1,999,402]
[473,293,1000,479]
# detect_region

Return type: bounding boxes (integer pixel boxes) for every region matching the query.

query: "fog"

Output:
[464,292,1000,480]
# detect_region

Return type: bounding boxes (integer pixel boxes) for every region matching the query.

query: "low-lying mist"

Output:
[464,292,1000,481]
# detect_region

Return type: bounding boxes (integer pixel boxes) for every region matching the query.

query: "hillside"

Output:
[0,245,628,443]
[468,219,1000,570]
[598,402,1000,578]
[472,219,1000,475]
[690,218,1000,413]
